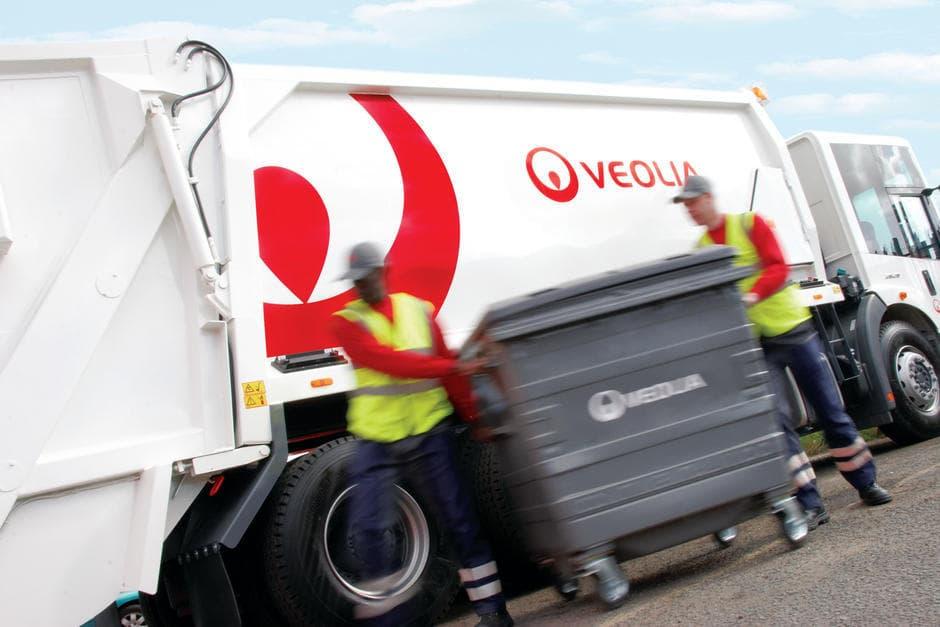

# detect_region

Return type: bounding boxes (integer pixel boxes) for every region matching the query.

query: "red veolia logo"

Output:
[526,146,699,202]
[526,147,579,203]
[254,94,460,357]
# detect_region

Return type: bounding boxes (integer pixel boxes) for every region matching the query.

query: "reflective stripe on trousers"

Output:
[830,436,874,472]
[348,425,506,620]
[460,560,503,601]
[788,452,817,488]
[766,352,824,511]
[763,333,877,499]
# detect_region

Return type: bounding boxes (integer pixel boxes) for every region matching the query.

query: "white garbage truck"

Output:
[0,38,936,626]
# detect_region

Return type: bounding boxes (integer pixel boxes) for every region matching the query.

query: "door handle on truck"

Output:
[923,270,937,296]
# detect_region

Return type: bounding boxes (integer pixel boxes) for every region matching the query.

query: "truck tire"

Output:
[118,601,148,627]
[137,595,168,627]
[262,436,460,626]
[458,436,545,590]
[880,321,940,444]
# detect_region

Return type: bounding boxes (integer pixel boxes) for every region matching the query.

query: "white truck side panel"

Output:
[0,40,267,626]
[0,72,112,372]
[1,479,138,626]
[241,70,825,406]
[209,81,276,447]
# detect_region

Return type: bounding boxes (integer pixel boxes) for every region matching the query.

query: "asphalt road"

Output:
[442,438,940,626]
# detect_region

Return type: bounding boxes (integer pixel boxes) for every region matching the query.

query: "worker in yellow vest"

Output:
[331,242,513,627]
[674,176,892,530]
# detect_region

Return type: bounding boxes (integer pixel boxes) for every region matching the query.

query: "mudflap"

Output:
[182,550,242,627]
[839,293,894,428]
[153,407,289,626]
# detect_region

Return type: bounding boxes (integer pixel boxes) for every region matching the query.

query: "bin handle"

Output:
[489,425,514,439]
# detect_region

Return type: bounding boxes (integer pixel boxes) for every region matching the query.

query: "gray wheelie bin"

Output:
[462,246,807,610]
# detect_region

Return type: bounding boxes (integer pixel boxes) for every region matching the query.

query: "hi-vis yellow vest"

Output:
[334,293,453,443]
[698,213,811,338]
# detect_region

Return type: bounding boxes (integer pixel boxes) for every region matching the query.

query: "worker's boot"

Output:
[475,608,514,626]
[803,505,830,530]
[859,482,892,506]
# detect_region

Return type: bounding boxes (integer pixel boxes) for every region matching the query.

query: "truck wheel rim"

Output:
[120,611,146,627]
[895,345,939,414]
[323,484,431,601]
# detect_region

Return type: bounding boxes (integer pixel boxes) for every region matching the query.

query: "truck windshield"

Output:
[832,143,937,259]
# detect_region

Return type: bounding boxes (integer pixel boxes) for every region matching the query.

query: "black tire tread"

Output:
[458,436,546,590]
[263,436,356,626]
[879,321,940,445]
[262,436,461,626]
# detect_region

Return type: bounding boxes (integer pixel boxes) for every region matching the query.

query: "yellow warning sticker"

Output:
[242,381,268,409]
[244,393,267,409]
[242,381,266,394]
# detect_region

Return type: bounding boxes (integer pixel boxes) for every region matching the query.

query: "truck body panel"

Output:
[238,65,826,406]
[0,40,268,625]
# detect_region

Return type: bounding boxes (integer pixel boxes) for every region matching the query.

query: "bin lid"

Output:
[474,246,751,342]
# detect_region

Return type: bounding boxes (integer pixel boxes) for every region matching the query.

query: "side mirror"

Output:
[922,184,939,198]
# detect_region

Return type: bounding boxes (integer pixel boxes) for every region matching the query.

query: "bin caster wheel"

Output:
[588,556,629,610]
[714,526,737,548]
[554,576,579,602]
[773,496,808,548]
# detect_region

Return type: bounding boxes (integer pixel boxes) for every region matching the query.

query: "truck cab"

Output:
[788,132,940,443]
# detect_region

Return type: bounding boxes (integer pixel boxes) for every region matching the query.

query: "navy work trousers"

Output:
[348,422,505,621]
[763,333,877,511]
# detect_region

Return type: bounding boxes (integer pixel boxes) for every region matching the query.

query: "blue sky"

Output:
[4,1,939,181]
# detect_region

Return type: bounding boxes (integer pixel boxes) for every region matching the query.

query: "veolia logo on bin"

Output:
[588,374,708,422]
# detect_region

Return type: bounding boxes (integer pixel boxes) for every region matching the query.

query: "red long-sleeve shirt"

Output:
[707,214,789,302]
[331,296,479,422]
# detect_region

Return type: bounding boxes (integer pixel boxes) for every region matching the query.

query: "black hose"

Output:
[170,47,228,118]
[171,40,235,243]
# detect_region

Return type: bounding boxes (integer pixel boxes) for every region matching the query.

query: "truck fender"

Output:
[179,405,289,557]
[145,408,289,627]
[851,293,895,417]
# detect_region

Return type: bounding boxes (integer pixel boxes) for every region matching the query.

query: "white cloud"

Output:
[635,68,735,84]
[762,52,940,83]
[532,0,577,15]
[350,0,573,45]
[823,0,929,11]
[886,119,940,131]
[772,92,891,115]
[619,67,736,87]
[641,1,800,22]
[3,19,384,49]
[7,1,526,49]
[580,16,615,31]
[352,0,479,23]
[579,50,624,64]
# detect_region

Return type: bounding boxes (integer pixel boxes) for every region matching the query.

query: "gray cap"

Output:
[672,175,712,203]
[340,242,386,281]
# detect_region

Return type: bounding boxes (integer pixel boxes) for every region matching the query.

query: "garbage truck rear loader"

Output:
[1,38,935,626]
